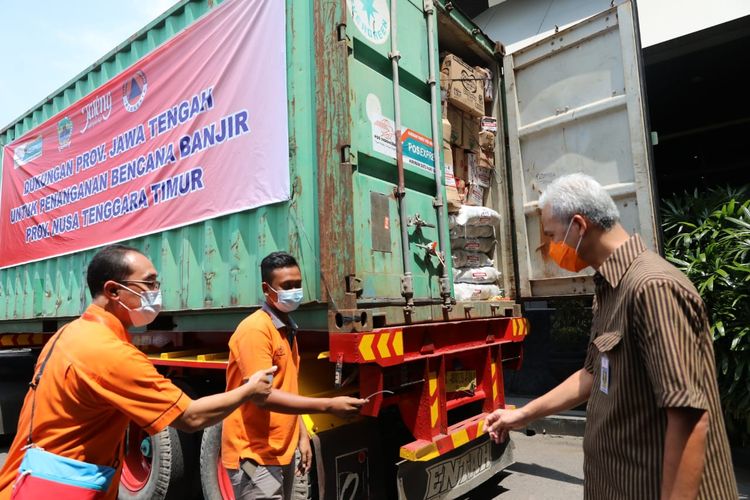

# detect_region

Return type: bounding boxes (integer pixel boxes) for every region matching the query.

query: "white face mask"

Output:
[269,286,303,313]
[117,284,162,327]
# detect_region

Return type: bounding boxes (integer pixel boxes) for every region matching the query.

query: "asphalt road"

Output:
[1,432,747,499]
[457,432,585,500]
[477,430,749,500]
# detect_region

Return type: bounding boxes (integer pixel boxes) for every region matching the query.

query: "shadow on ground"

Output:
[506,462,584,486]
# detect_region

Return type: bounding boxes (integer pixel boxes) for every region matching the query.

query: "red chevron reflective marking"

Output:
[387,332,396,357]
[436,436,455,455]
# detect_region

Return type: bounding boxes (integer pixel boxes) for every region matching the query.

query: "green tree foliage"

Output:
[662,186,750,443]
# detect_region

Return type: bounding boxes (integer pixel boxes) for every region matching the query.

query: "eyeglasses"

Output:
[121,279,161,290]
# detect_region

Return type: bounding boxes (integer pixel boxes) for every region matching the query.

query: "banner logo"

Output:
[13,136,43,168]
[81,92,112,134]
[57,117,73,151]
[122,70,148,112]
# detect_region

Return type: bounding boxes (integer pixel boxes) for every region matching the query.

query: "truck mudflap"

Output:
[397,434,513,500]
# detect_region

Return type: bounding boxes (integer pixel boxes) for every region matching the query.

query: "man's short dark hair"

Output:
[86,244,143,298]
[260,251,299,284]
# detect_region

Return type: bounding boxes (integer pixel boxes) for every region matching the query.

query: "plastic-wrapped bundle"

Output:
[454,283,502,302]
[449,224,494,239]
[452,250,493,268]
[450,205,501,228]
[451,237,495,254]
[453,266,501,284]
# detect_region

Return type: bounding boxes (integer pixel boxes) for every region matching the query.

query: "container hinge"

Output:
[341,145,356,166]
[423,0,435,14]
[337,24,353,53]
[345,275,363,296]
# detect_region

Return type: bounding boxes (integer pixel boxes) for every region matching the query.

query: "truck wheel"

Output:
[118,422,196,499]
[200,424,316,500]
[200,423,236,500]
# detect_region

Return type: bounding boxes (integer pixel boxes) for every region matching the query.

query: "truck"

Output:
[0,0,659,498]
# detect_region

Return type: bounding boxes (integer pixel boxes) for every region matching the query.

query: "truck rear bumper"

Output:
[397,434,513,500]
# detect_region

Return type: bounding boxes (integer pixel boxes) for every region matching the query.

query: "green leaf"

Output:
[731,335,743,350]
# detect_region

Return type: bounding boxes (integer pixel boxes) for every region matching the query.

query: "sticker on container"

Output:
[367,94,396,158]
[348,0,390,45]
[401,129,434,174]
[367,94,437,176]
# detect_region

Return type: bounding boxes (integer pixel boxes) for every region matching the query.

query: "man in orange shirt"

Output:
[0,244,277,500]
[222,251,367,500]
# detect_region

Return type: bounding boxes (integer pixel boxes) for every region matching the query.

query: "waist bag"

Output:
[11,326,116,499]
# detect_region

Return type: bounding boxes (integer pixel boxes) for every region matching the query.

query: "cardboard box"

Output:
[462,115,480,151]
[453,147,467,183]
[442,117,452,145]
[443,142,455,187]
[446,186,462,212]
[468,162,492,188]
[441,54,485,117]
[479,149,494,168]
[480,116,497,132]
[474,66,494,102]
[479,130,495,152]
[466,150,489,186]
[446,177,466,212]
[466,183,485,206]
[445,105,463,147]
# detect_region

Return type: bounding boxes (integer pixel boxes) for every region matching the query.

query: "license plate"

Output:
[446,370,476,393]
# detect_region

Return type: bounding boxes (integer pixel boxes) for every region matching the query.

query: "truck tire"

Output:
[200,423,236,500]
[200,424,315,500]
[118,423,197,500]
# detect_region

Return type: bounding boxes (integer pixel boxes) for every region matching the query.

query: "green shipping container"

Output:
[0,0,516,335]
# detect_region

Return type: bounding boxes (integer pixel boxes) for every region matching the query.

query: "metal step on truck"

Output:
[0,0,658,498]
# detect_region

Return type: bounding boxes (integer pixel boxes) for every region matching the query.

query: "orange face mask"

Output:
[548,218,588,272]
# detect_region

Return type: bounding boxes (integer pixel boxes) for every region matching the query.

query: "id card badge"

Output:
[600,354,610,394]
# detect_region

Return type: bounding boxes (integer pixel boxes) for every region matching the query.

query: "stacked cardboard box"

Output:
[440,54,485,117]
[440,53,494,212]
[440,53,502,301]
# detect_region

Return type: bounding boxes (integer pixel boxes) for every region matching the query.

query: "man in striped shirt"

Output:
[486,174,737,499]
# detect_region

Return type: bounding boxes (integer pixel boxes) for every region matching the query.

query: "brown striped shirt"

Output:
[583,235,737,499]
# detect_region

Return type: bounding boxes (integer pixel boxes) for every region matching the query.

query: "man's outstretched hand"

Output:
[485,407,529,444]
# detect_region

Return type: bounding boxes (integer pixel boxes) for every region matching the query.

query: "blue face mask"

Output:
[270,286,303,313]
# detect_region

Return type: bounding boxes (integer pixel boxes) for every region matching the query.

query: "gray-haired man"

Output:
[486,174,737,499]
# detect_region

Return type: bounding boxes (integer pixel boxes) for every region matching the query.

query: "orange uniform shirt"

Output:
[0,304,191,500]
[222,304,300,468]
